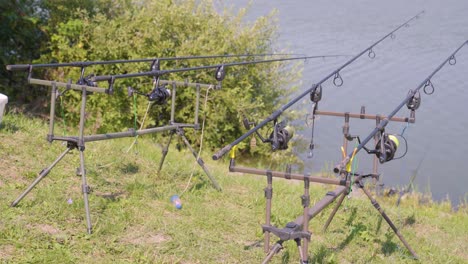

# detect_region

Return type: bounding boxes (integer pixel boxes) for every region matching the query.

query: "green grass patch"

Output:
[0,113,467,263]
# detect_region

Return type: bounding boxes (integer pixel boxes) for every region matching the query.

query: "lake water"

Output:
[226,0,468,206]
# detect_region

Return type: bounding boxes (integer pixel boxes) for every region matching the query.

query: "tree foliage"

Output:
[0,0,46,102]
[7,0,303,160]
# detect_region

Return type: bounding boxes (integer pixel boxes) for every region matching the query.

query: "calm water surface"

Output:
[227,0,468,206]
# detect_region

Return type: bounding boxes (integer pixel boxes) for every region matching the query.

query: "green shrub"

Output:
[34,0,302,159]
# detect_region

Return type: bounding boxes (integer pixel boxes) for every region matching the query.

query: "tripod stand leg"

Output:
[264,172,273,253]
[11,147,72,207]
[79,149,93,234]
[322,192,346,232]
[359,184,418,259]
[77,87,92,234]
[261,242,283,264]
[177,129,221,191]
[157,132,174,174]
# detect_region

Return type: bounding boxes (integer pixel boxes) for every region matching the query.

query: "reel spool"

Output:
[375,134,399,163]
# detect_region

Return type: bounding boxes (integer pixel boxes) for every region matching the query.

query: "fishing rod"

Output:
[334,40,468,173]
[90,54,347,82]
[5,53,306,71]
[212,10,425,160]
[89,54,347,97]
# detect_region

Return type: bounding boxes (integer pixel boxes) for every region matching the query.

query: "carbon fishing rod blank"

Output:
[5,53,304,71]
[91,55,341,82]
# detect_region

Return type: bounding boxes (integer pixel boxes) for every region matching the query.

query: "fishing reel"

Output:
[375,133,399,163]
[76,74,98,87]
[127,84,171,105]
[243,116,294,151]
[148,85,171,105]
[360,131,400,163]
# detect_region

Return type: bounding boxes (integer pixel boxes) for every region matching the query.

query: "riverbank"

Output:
[0,113,466,263]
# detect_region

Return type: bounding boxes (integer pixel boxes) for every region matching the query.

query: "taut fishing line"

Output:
[181,84,214,195]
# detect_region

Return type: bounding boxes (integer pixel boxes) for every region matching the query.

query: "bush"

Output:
[18,0,304,159]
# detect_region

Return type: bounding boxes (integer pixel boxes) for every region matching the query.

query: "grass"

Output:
[0,113,467,263]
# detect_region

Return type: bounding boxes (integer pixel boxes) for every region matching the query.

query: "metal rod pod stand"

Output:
[229,145,417,262]
[10,78,222,234]
[10,80,101,234]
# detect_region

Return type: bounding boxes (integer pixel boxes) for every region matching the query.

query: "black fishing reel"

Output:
[148,86,171,105]
[242,116,294,151]
[375,133,399,163]
[359,131,400,163]
[76,74,98,87]
[127,85,171,105]
[269,121,294,151]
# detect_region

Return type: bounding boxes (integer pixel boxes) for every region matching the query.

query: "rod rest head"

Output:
[262,222,311,242]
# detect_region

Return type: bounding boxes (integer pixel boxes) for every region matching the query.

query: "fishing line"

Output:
[393,122,410,160]
[181,84,214,195]
[396,122,410,234]
[125,98,152,153]
[132,94,139,154]
[349,144,359,195]
[59,96,67,136]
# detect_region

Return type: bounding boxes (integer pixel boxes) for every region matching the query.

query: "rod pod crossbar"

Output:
[212,11,425,160]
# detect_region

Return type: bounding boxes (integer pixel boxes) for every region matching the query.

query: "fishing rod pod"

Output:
[212,10,425,160]
[334,39,468,174]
